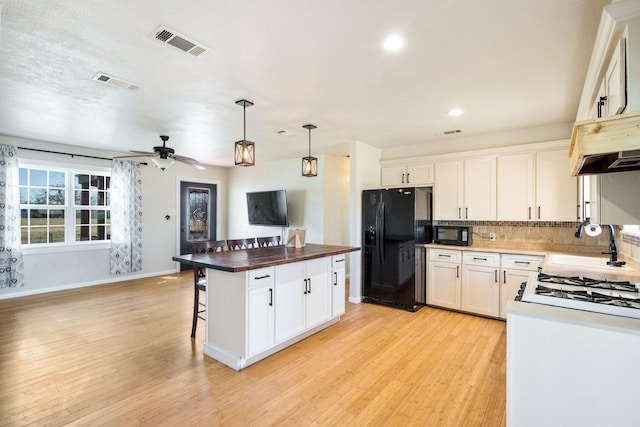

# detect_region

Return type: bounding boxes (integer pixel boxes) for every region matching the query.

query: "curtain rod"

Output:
[18,147,147,165]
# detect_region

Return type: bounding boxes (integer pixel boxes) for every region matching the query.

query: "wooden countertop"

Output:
[172,243,360,273]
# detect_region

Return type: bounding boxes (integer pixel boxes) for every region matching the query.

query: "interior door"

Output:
[179,181,217,271]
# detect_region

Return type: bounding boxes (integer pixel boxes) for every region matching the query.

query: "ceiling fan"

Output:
[118,135,205,171]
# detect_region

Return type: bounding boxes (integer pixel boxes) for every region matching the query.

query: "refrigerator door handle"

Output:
[378,202,385,263]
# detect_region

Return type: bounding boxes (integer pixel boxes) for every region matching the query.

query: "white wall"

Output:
[0,135,228,299]
[348,141,381,303]
[227,154,349,245]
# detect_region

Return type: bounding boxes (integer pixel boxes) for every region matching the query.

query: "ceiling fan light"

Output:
[302,156,318,177]
[151,157,175,171]
[234,140,255,166]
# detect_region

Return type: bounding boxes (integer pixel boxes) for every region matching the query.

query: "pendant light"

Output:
[301,124,318,177]
[234,99,255,166]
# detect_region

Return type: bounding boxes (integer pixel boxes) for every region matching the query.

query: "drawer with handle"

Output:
[248,267,275,287]
[429,248,462,263]
[463,251,500,267]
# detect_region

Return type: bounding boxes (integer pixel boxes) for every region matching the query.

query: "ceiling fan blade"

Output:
[174,155,206,170]
[130,150,157,155]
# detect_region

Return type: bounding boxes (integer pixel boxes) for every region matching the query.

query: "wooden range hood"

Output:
[569,112,640,176]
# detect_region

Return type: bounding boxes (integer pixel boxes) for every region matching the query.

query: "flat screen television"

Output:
[246,190,289,227]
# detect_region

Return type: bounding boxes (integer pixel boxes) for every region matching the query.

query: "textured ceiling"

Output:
[0,0,609,167]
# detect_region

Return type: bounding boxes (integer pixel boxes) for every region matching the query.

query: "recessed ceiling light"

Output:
[447,108,465,117]
[382,34,406,52]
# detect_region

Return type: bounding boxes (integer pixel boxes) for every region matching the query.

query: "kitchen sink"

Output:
[545,253,635,272]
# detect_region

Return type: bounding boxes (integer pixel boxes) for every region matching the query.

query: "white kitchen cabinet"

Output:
[434,157,496,220]
[434,160,464,220]
[461,251,500,317]
[331,254,346,317]
[497,152,535,221]
[500,254,543,319]
[381,163,434,187]
[535,149,577,221]
[275,257,331,343]
[463,156,496,220]
[597,37,627,118]
[427,248,461,309]
[247,275,275,357]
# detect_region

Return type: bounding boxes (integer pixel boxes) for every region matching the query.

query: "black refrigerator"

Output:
[362,187,432,311]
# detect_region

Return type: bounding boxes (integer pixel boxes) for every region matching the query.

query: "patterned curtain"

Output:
[0,144,25,288]
[110,160,142,274]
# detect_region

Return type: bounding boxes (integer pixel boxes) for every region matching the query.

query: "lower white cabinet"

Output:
[205,255,341,371]
[427,248,461,309]
[275,257,331,343]
[500,254,543,319]
[461,252,500,317]
[247,276,275,357]
[331,254,346,317]
[427,248,541,319]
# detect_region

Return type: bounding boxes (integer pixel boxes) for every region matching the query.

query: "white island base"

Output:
[203,253,346,371]
[506,300,640,427]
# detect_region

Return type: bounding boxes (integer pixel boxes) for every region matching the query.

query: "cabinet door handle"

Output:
[465,207,468,219]
[577,204,581,221]
[335,259,345,263]
[255,274,271,280]
[303,278,308,294]
[503,271,506,283]
[458,207,461,219]
[456,265,460,278]
[438,254,451,258]
[308,278,312,294]
[514,261,530,265]
[407,173,410,184]
[269,288,273,306]
[538,206,541,219]
[401,173,405,184]
[473,257,487,261]
[334,272,338,286]
[494,270,498,283]
[528,207,531,220]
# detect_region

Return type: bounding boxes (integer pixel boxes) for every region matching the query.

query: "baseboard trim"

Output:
[0,269,178,300]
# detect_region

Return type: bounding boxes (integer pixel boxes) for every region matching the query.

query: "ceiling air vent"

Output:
[151,25,208,57]
[91,72,140,91]
[443,129,463,135]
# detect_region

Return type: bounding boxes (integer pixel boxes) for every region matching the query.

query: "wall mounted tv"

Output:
[246,190,289,227]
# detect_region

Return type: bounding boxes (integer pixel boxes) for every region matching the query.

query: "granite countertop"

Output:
[173,243,360,272]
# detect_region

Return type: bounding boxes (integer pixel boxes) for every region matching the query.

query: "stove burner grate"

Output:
[537,272,638,293]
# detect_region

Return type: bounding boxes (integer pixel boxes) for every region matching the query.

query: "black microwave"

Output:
[434,225,472,246]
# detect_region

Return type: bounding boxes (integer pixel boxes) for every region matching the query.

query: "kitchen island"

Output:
[506,279,640,427]
[173,244,360,370]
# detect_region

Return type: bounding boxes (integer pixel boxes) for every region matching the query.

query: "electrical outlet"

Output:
[489,233,496,241]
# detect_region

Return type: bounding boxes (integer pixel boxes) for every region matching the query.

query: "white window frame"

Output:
[19,160,111,254]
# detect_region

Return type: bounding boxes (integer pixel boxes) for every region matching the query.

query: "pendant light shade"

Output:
[302,124,318,177]
[234,99,255,166]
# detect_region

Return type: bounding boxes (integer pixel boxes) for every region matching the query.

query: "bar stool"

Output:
[257,236,282,247]
[191,239,225,338]
[227,237,256,250]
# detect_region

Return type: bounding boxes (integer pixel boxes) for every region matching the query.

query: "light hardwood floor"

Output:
[0,273,506,426]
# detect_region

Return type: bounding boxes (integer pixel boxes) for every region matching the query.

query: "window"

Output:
[19,165,110,245]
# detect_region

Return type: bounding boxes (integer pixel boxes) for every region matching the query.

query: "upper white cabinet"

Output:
[497,149,577,222]
[497,153,535,220]
[434,160,463,220]
[434,157,495,220]
[535,149,578,221]
[381,163,434,187]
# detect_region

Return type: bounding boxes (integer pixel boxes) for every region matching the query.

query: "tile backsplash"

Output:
[434,221,613,255]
